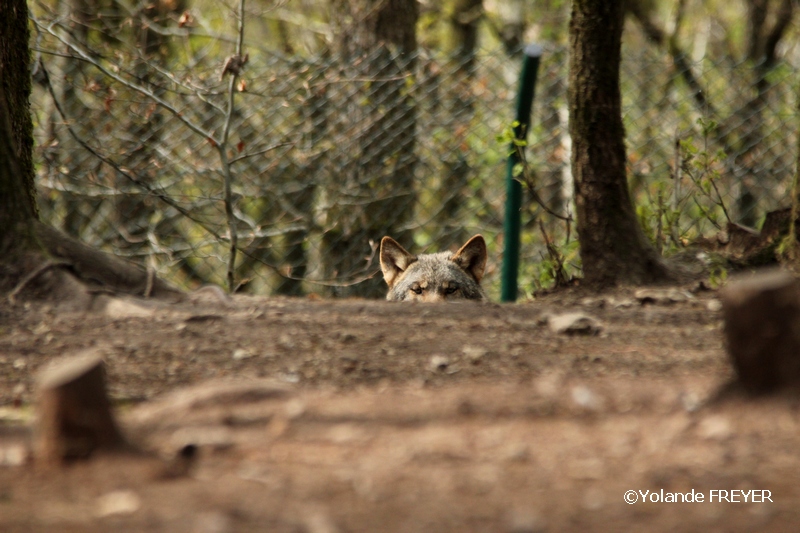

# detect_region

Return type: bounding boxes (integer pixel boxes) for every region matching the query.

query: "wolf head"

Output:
[379,235,488,302]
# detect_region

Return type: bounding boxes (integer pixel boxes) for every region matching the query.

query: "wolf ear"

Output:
[452,234,487,282]
[380,236,417,288]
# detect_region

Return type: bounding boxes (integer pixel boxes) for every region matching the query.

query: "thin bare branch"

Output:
[37,58,229,243]
[30,13,219,145]
[218,0,247,292]
[514,144,573,222]
[229,141,297,164]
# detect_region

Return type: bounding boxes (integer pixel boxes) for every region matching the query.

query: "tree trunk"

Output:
[0,0,36,216]
[568,0,672,287]
[436,0,482,247]
[0,0,38,258]
[730,0,794,227]
[320,0,419,298]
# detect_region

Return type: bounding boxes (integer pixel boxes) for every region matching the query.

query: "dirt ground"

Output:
[1,284,799,532]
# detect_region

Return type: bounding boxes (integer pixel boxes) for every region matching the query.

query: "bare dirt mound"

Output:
[1,288,797,532]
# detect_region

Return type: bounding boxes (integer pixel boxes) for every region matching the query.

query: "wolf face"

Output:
[379,235,488,302]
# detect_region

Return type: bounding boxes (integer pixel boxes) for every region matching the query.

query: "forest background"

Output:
[26,0,800,299]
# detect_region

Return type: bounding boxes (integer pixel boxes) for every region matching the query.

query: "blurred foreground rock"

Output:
[721,269,800,392]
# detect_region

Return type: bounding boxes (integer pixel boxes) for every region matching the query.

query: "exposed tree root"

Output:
[33,222,182,299]
[7,259,70,304]
[3,222,184,307]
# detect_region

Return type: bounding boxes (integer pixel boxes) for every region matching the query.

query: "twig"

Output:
[690,196,722,231]
[514,145,573,223]
[8,261,71,305]
[144,261,156,299]
[538,220,568,287]
[700,129,732,224]
[229,141,296,164]
[218,0,247,293]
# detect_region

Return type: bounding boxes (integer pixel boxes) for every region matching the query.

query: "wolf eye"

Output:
[410,286,423,295]
[444,286,458,295]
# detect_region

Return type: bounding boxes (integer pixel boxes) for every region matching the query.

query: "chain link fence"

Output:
[29,14,799,299]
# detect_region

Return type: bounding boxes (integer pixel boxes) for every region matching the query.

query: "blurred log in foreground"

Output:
[35,350,127,464]
[721,269,800,392]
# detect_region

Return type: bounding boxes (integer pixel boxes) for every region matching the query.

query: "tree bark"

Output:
[0,0,37,221]
[568,0,672,287]
[0,0,38,260]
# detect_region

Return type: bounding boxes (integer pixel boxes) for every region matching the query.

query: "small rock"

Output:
[571,385,602,411]
[429,355,450,372]
[706,299,723,312]
[635,288,693,305]
[95,490,141,517]
[697,415,732,440]
[189,285,231,305]
[579,297,605,308]
[339,333,357,343]
[0,445,28,466]
[102,297,156,318]
[462,345,487,363]
[31,322,50,335]
[548,313,602,335]
[680,391,702,412]
[280,372,300,384]
[284,398,306,419]
[610,297,635,309]
[232,348,254,360]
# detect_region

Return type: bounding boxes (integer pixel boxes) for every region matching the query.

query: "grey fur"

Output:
[380,235,488,302]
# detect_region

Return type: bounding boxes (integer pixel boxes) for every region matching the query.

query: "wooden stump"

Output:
[35,350,126,463]
[720,269,800,392]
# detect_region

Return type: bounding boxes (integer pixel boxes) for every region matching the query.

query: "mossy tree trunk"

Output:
[568,0,672,287]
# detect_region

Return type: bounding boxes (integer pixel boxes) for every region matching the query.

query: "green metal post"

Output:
[501,44,542,302]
